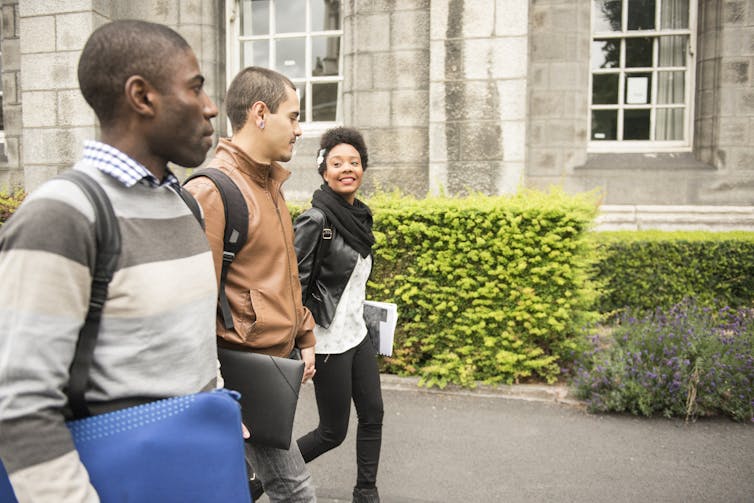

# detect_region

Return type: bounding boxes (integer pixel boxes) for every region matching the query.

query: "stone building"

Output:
[1,0,752,229]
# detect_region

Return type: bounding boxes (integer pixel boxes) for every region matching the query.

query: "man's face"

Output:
[263,86,302,163]
[148,49,218,168]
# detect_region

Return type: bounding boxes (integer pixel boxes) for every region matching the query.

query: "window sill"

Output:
[576,152,714,172]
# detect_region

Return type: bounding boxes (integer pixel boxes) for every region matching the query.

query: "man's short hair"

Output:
[225,67,296,133]
[78,20,190,126]
[317,127,369,176]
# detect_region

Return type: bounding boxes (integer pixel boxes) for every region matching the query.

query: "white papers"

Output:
[626,76,649,104]
[363,300,398,356]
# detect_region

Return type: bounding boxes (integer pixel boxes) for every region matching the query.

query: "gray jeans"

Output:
[245,440,316,503]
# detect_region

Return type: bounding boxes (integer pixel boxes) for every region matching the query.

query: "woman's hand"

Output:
[300,346,316,383]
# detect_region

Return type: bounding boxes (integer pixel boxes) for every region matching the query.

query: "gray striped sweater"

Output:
[0,162,218,501]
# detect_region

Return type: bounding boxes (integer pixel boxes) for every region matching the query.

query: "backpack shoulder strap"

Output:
[58,170,122,419]
[304,207,332,302]
[184,168,248,330]
[177,186,204,230]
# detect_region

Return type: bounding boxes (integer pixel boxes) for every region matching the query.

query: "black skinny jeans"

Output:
[297,335,384,488]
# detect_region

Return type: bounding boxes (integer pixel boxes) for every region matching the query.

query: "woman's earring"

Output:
[259,121,265,129]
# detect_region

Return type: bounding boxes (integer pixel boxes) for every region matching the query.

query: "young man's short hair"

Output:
[225,67,297,133]
[78,20,190,126]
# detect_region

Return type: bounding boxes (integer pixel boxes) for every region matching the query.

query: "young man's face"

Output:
[263,86,302,163]
[148,49,218,168]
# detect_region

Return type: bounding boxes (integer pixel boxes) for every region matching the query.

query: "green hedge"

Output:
[592,231,754,314]
[305,189,602,388]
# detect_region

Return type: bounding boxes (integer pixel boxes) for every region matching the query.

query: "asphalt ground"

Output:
[257,375,754,503]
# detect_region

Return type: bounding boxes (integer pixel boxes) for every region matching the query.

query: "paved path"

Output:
[259,375,754,503]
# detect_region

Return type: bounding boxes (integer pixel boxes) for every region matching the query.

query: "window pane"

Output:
[241,40,269,68]
[312,36,340,76]
[625,72,651,104]
[656,108,684,140]
[627,0,656,30]
[297,85,307,122]
[657,71,684,104]
[240,0,269,36]
[312,83,338,121]
[275,0,304,33]
[625,37,653,67]
[661,0,689,29]
[593,0,622,32]
[311,0,340,32]
[592,74,620,104]
[658,35,687,67]
[276,38,306,79]
[592,39,620,69]
[624,109,651,139]
[592,110,618,140]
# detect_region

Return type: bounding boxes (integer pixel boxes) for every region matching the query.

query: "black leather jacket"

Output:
[293,208,367,329]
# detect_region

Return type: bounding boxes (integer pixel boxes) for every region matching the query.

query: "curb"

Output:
[378,373,585,407]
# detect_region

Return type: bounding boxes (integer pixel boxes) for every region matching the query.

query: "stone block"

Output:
[21,52,79,90]
[56,12,94,51]
[530,33,568,61]
[722,60,750,84]
[352,53,373,91]
[362,164,428,197]
[428,160,448,195]
[459,122,502,161]
[429,0,448,41]
[58,89,96,127]
[721,29,748,56]
[497,161,524,194]
[392,89,428,127]
[739,91,754,113]
[428,121,452,163]
[496,79,526,121]
[548,61,584,90]
[548,119,577,145]
[728,148,754,171]
[461,0,494,38]
[19,15,55,53]
[528,148,564,176]
[2,5,16,38]
[21,91,56,127]
[112,0,178,25]
[530,92,564,118]
[372,50,429,90]
[177,24,202,56]
[495,0,527,36]
[2,102,20,131]
[2,37,20,71]
[440,39,463,81]
[356,13,390,53]
[723,1,745,25]
[501,120,525,162]
[719,87,738,115]
[719,117,750,145]
[529,62,549,88]
[353,91,391,128]
[464,36,527,80]
[2,71,17,103]
[429,81,445,122]
[443,80,500,121]
[699,89,715,118]
[699,59,718,91]
[179,0,203,25]
[391,9,429,51]
[367,127,428,165]
[429,40,445,81]
[23,164,62,192]
[446,160,499,195]
[550,5,578,31]
[20,0,97,16]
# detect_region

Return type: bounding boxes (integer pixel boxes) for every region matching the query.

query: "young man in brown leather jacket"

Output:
[185,67,317,503]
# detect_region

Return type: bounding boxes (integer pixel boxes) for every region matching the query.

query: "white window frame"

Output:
[588,0,697,153]
[225,0,344,134]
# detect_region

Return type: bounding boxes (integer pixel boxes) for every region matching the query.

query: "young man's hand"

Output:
[300,346,316,383]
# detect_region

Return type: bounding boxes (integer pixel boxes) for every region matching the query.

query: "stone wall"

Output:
[428,0,528,196]
[1,0,225,192]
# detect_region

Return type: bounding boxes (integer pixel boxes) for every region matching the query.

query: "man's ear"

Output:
[124,75,157,118]
[248,101,268,129]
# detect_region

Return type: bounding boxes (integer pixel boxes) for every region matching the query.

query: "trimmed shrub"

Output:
[359,189,601,388]
[593,231,754,314]
[0,188,26,226]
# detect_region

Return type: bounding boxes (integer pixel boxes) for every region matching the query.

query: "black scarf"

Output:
[311,183,375,258]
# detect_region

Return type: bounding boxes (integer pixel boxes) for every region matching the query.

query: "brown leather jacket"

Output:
[185,138,316,357]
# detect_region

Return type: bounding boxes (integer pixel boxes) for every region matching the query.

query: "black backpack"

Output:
[184,168,249,330]
[59,170,202,419]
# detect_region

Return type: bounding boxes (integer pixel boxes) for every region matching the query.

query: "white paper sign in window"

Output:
[626,76,649,104]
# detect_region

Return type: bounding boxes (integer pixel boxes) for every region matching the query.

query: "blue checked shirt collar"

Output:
[82,140,181,190]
